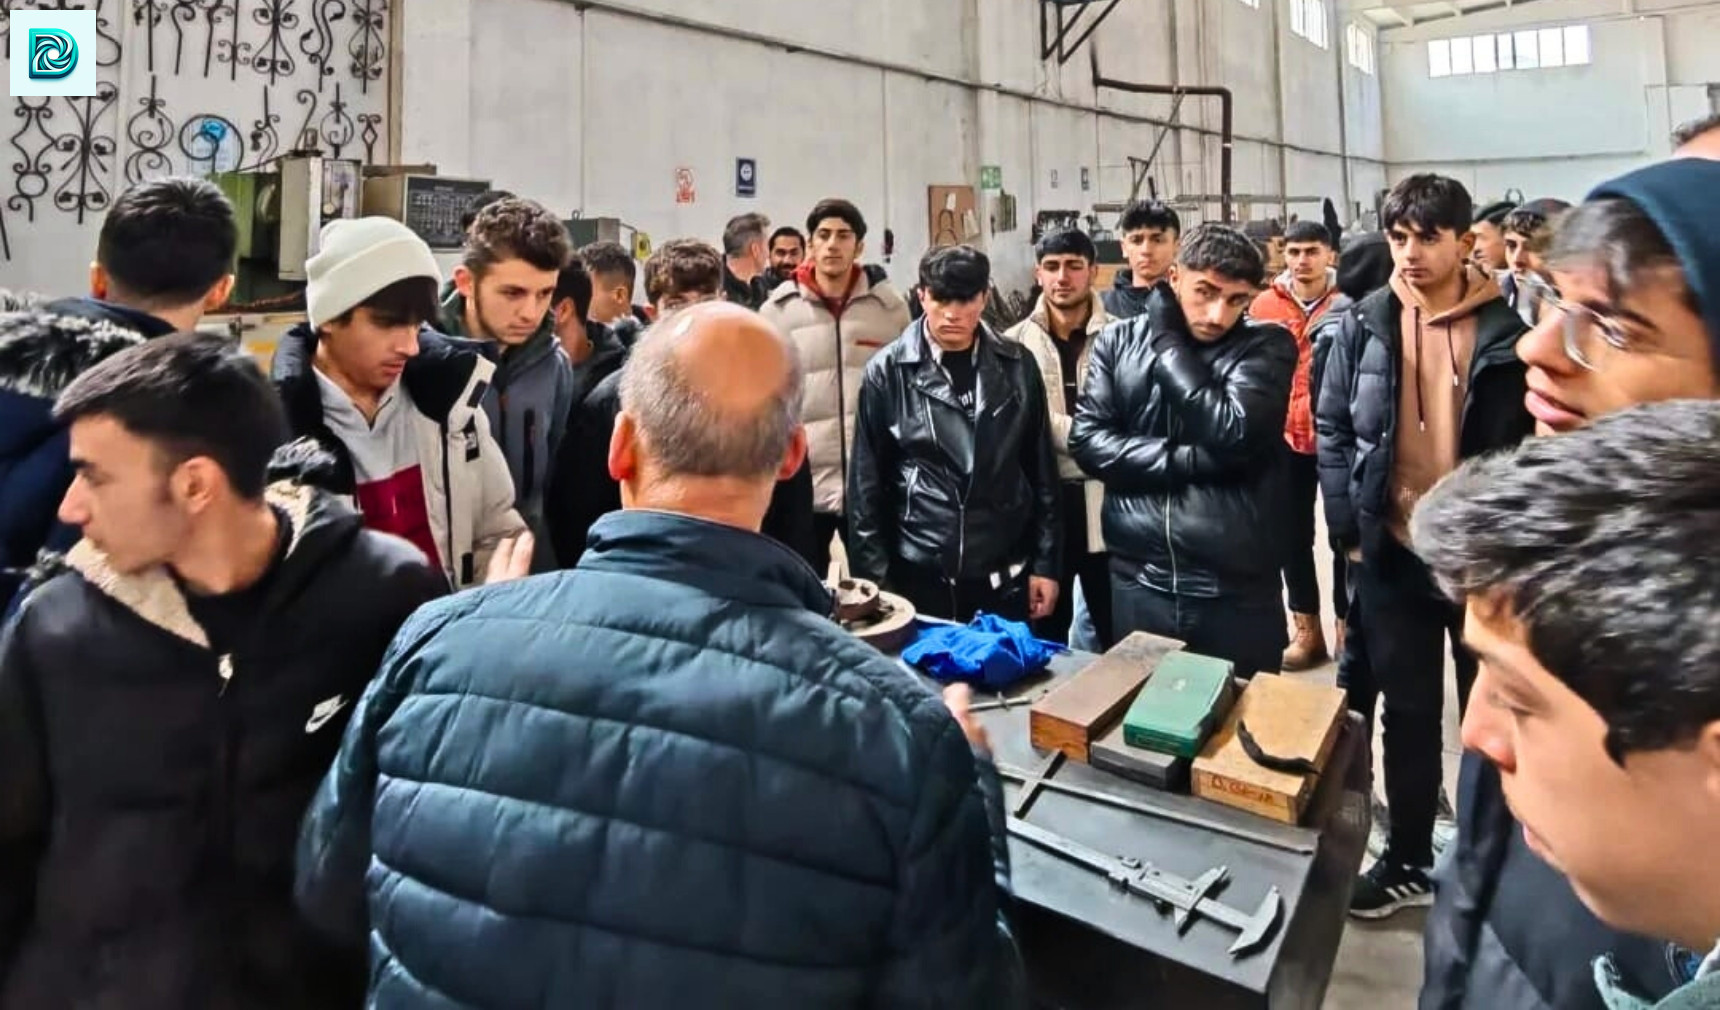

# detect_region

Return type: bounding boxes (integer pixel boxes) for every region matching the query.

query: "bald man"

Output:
[296,302,1026,1009]
[1674,113,1720,160]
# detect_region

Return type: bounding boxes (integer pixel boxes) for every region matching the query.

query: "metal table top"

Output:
[905,647,1370,1006]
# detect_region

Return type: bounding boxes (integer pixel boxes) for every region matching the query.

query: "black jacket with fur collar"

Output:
[0,461,446,1009]
[0,296,175,613]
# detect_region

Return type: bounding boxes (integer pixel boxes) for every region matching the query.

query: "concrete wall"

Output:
[399,0,1386,296]
[1380,0,1720,204]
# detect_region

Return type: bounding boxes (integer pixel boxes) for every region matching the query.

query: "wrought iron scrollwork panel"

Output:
[51,83,120,224]
[347,0,383,94]
[123,73,175,183]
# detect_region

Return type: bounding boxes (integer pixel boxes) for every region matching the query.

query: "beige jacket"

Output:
[1004,292,1109,554]
[761,270,911,515]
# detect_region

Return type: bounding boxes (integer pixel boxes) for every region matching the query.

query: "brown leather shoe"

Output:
[1281,612,1330,672]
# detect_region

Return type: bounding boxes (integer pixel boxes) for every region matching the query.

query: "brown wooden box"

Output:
[1192,673,1347,825]
[1029,631,1184,763]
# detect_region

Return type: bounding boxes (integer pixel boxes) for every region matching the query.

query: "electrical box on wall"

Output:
[278,156,362,281]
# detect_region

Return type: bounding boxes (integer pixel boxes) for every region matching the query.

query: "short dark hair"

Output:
[53,331,287,500]
[1475,200,1516,227]
[643,240,724,304]
[1175,224,1266,287]
[463,198,573,276]
[96,177,238,307]
[806,199,867,241]
[1503,199,1571,251]
[1547,198,1701,321]
[768,226,804,250]
[1672,113,1720,149]
[919,245,990,302]
[554,259,594,321]
[459,189,515,234]
[1411,399,1720,765]
[722,213,771,258]
[1381,174,1474,237]
[579,240,637,287]
[1284,220,1333,247]
[327,276,440,331]
[1117,200,1181,237]
[1034,228,1097,263]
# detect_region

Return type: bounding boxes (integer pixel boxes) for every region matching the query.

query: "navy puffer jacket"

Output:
[296,509,1023,1009]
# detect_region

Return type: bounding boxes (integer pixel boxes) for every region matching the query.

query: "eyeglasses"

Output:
[1520,276,1632,372]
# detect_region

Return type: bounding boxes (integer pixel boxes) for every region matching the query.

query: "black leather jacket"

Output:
[848,319,1061,586]
[1069,286,1297,599]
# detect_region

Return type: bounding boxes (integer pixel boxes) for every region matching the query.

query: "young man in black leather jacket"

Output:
[1070,224,1296,677]
[848,244,1061,623]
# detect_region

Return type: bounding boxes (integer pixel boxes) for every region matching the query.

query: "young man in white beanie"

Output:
[271,217,527,590]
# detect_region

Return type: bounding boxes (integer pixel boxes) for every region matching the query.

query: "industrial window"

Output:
[1290,0,1328,48]
[1236,0,1260,8]
[1428,22,1591,77]
[1346,23,1376,74]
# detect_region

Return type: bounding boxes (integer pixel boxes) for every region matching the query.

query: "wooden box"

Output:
[1192,674,1347,825]
[1029,631,1184,763]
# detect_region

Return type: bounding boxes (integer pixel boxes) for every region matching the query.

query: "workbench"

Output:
[906,648,1370,1010]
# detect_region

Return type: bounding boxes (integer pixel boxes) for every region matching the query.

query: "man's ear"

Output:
[854,239,866,262]
[173,456,223,514]
[608,410,639,485]
[89,262,108,300]
[453,265,477,300]
[776,425,808,481]
[1166,262,1182,287]
[202,274,235,313]
[1694,722,1720,804]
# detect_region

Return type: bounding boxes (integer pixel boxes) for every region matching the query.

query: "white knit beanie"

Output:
[305,217,443,328]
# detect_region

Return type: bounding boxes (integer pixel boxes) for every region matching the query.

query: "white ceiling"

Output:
[1338,0,1564,29]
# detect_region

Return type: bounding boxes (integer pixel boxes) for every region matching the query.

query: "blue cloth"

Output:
[904,613,1061,689]
[296,509,1025,1009]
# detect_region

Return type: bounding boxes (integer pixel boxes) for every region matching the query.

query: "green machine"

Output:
[212,155,361,309]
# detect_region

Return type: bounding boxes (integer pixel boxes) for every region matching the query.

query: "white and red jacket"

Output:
[272,325,525,590]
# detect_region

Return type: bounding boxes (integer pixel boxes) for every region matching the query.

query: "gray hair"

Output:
[618,309,804,480]
[1410,399,1720,763]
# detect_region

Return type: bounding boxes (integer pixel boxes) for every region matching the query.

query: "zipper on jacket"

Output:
[523,409,538,500]
[1164,498,1180,626]
[834,317,849,504]
[441,421,459,585]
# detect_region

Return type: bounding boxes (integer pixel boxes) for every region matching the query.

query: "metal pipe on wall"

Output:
[1085,48,1235,223]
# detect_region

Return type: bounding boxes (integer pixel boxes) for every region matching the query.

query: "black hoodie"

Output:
[1100,269,1157,320]
[0,448,446,1010]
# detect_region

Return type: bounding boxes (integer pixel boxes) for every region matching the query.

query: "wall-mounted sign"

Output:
[980,164,1003,191]
[1081,167,1092,192]
[675,167,696,205]
[1050,169,1060,189]
[735,157,757,198]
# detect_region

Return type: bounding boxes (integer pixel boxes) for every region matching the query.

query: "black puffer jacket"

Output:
[1314,283,1532,563]
[0,454,445,1010]
[1100,270,1155,320]
[1068,287,1297,598]
[847,319,1061,586]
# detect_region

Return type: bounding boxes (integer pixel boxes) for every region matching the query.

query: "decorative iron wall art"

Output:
[299,0,343,90]
[1,0,388,272]
[122,74,175,183]
[347,0,382,94]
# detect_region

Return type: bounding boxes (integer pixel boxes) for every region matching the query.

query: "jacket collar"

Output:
[1355,282,1524,368]
[62,478,358,649]
[0,300,152,401]
[580,509,832,615]
[1026,291,1109,337]
[275,323,495,433]
[438,290,558,384]
[897,316,1020,366]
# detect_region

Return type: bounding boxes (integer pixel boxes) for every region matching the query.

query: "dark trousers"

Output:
[1340,535,1478,869]
[812,512,846,577]
[1283,449,1348,620]
[1042,483,1113,647]
[890,560,1030,624]
[1111,566,1287,679]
